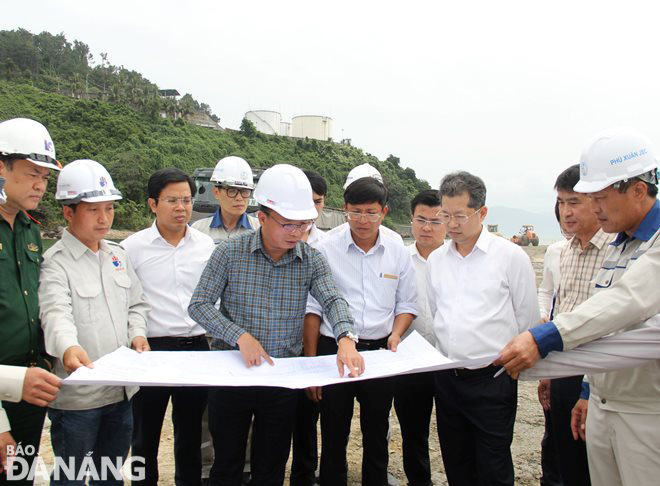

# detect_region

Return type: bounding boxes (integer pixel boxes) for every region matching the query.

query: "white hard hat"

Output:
[254,164,318,220]
[0,118,61,171]
[343,163,383,189]
[56,159,122,204]
[575,127,659,193]
[210,156,255,189]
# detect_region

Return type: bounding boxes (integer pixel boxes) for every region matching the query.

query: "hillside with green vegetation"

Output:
[0,29,431,230]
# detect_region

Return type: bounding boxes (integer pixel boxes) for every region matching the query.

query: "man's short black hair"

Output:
[410,189,441,214]
[343,177,388,208]
[439,171,486,209]
[303,170,327,197]
[0,154,25,170]
[554,164,580,192]
[148,168,196,201]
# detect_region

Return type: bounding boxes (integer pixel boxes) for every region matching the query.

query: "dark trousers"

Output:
[434,366,517,486]
[317,335,393,486]
[0,401,47,485]
[549,376,590,486]
[207,386,298,486]
[540,408,564,486]
[49,400,133,486]
[290,386,320,486]
[131,335,209,486]
[393,371,436,486]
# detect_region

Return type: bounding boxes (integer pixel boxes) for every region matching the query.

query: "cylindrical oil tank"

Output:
[245,110,281,135]
[279,121,291,137]
[291,115,332,141]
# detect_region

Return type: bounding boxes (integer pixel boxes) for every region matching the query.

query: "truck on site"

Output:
[510,224,540,246]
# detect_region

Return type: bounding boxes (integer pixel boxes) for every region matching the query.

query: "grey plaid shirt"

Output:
[188,229,354,358]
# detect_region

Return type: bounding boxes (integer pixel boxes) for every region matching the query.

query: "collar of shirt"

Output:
[210,209,252,230]
[146,220,194,246]
[568,227,611,252]
[408,241,426,262]
[342,224,385,256]
[249,228,304,264]
[612,199,660,246]
[447,225,491,258]
[61,228,111,259]
[307,224,325,247]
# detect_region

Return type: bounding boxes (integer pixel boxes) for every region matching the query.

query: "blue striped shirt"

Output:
[188,229,354,358]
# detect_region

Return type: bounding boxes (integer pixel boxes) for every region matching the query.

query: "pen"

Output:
[493,367,506,378]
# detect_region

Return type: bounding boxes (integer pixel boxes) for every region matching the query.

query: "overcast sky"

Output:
[4,0,660,214]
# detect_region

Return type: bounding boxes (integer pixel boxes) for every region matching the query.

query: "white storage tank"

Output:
[245,110,281,135]
[291,115,332,141]
[279,121,291,137]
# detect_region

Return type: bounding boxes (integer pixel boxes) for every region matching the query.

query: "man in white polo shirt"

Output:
[122,168,214,486]
[306,176,417,486]
[427,171,539,486]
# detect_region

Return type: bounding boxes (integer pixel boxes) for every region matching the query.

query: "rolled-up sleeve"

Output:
[188,243,246,346]
[308,251,354,340]
[394,248,417,317]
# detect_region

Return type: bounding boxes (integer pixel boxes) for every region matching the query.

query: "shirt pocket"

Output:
[73,283,102,327]
[374,272,399,308]
[112,272,132,314]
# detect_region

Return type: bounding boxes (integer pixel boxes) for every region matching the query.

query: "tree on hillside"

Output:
[240,117,258,138]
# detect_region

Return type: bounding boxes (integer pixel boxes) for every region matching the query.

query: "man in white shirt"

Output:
[306,177,417,486]
[427,171,539,486]
[394,190,445,486]
[326,163,403,244]
[122,168,214,486]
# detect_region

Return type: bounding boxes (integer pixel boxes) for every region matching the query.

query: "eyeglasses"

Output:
[266,213,312,234]
[158,196,193,206]
[346,211,383,222]
[411,217,444,228]
[436,207,482,225]
[219,186,253,199]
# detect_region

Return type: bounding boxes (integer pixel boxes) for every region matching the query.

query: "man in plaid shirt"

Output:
[189,164,363,486]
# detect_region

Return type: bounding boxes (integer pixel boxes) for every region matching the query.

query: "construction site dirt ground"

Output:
[34,244,551,485]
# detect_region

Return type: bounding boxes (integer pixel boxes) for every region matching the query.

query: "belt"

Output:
[149,335,206,347]
[449,364,502,378]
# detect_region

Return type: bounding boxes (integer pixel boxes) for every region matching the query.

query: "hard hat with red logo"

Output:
[0,118,61,171]
[55,159,122,204]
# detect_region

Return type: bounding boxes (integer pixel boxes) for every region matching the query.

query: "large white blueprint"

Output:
[63,332,498,389]
[521,315,660,380]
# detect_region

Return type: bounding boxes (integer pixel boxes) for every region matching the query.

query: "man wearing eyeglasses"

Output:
[305,177,417,486]
[189,164,363,486]
[122,168,215,486]
[191,156,259,244]
[394,189,445,486]
[426,172,538,486]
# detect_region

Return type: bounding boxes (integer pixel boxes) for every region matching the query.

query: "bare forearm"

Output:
[303,313,321,357]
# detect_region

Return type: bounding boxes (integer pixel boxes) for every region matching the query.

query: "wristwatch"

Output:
[337,331,359,344]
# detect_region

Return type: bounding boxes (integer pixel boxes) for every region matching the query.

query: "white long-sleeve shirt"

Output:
[537,239,567,320]
[427,227,539,362]
[402,242,437,347]
[307,225,417,339]
[122,222,215,338]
